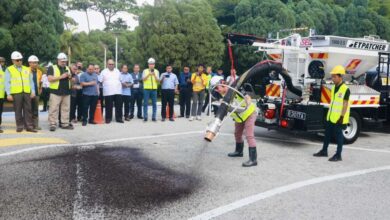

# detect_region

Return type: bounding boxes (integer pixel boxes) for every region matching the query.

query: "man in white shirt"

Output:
[226,69,239,85]
[99,59,123,123]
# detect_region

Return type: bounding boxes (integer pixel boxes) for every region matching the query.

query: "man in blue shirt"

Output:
[80,64,99,126]
[120,65,133,121]
[160,65,179,121]
[130,64,143,119]
[178,66,192,118]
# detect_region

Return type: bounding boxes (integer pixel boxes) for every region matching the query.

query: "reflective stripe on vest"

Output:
[327,83,350,124]
[231,95,257,123]
[0,69,5,98]
[49,65,71,90]
[8,65,31,94]
[143,69,159,90]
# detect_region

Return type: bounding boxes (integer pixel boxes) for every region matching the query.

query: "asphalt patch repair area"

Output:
[0,145,200,219]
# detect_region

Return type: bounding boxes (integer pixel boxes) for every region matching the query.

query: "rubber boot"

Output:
[228,143,244,157]
[242,147,257,167]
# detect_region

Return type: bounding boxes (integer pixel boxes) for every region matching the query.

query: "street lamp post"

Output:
[115,36,118,69]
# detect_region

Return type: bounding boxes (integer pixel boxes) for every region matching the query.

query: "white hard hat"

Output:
[11,51,23,60]
[57,52,68,61]
[210,75,225,87]
[148,58,156,64]
[28,55,39,62]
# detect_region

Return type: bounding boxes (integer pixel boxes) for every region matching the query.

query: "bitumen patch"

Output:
[0,145,201,219]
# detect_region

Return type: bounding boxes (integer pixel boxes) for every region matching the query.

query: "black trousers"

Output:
[99,87,104,113]
[0,98,3,126]
[82,95,98,123]
[105,95,122,122]
[122,95,131,118]
[130,89,143,118]
[202,89,211,113]
[41,88,50,111]
[322,121,344,156]
[70,95,82,122]
[161,89,175,119]
[179,88,192,117]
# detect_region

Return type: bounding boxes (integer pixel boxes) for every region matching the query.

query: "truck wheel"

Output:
[343,111,361,144]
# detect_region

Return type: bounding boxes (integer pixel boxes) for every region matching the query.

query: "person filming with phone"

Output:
[47,53,74,131]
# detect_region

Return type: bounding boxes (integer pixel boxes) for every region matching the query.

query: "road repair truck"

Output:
[209,33,390,144]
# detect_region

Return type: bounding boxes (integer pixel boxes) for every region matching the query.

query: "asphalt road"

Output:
[1,107,390,220]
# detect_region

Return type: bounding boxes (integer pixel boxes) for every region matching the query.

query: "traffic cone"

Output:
[166,106,176,119]
[94,100,104,124]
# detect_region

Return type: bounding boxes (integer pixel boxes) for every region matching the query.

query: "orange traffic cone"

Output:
[94,100,104,124]
[166,106,176,119]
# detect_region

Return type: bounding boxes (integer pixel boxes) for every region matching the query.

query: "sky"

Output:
[66,0,154,33]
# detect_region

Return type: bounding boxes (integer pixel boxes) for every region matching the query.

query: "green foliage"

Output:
[209,0,241,27]
[0,0,63,62]
[135,0,224,71]
[60,30,140,69]
[232,0,296,73]
[91,0,136,30]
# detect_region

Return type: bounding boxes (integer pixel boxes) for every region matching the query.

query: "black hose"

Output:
[215,60,302,121]
[237,60,302,96]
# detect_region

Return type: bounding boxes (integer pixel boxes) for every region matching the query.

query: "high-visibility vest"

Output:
[29,67,42,92]
[205,74,212,89]
[231,95,257,123]
[327,83,350,124]
[0,68,5,98]
[8,65,31,94]
[143,69,159,90]
[49,65,71,90]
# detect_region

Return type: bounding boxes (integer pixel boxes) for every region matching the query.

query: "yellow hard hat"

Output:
[330,65,346,75]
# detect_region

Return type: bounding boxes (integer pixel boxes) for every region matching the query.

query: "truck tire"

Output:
[343,111,361,144]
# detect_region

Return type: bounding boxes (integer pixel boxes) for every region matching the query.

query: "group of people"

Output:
[0,50,349,167]
[0,52,239,132]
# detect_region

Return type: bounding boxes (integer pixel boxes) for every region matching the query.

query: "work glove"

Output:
[337,116,344,125]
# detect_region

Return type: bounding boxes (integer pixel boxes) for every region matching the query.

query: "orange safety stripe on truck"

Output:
[351,98,380,105]
[321,86,331,104]
[266,84,281,97]
[310,53,328,59]
[345,59,362,71]
[269,54,282,60]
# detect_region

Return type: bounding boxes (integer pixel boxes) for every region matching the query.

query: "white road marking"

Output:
[72,146,105,220]
[218,133,390,154]
[189,165,390,220]
[0,131,204,158]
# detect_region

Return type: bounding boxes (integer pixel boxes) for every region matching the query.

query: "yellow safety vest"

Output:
[50,65,71,90]
[29,67,42,92]
[231,95,257,123]
[143,69,159,90]
[327,83,350,124]
[0,68,5,98]
[205,74,212,89]
[8,65,31,94]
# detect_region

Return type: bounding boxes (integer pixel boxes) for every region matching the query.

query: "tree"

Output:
[90,0,136,30]
[111,18,129,31]
[209,0,241,27]
[135,0,224,71]
[0,0,64,62]
[59,30,83,63]
[65,0,93,32]
[232,0,296,72]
